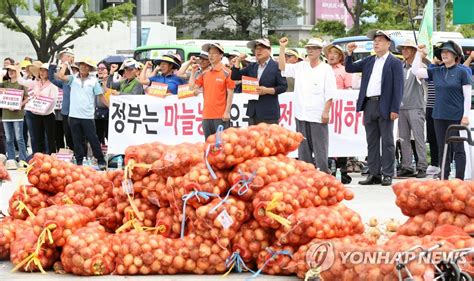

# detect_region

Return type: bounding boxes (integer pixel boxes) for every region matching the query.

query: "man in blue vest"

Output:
[345,30,404,186]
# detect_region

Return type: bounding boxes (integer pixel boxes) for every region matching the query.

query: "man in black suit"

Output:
[345,30,404,186]
[230,39,288,125]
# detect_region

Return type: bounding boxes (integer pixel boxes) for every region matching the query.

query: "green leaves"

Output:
[312,20,347,39]
[0,0,134,61]
[170,0,305,39]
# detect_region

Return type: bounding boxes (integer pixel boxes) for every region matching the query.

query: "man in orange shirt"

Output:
[189,42,235,140]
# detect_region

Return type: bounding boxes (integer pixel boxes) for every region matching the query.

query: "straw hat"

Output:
[305,38,325,48]
[26,61,43,77]
[56,48,74,59]
[367,30,392,41]
[154,56,180,69]
[247,39,271,50]
[323,44,345,61]
[396,39,417,52]
[285,49,303,61]
[77,58,98,70]
[119,58,139,70]
[202,42,225,54]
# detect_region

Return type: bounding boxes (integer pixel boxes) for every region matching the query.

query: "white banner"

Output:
[0,88,23,110]
[24,96,54,115]
[107,91,367,157]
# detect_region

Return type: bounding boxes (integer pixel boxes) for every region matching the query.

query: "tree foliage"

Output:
[311,20,347,39]
[171,0,305,39]
[0,0,134,61]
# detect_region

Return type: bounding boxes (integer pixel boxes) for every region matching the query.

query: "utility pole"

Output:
[137,0,142,47]
[439,0,446,31]
[259,0,263,37]
[164,0,168,26]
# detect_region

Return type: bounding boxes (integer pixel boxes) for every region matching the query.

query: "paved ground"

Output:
[0,170,411,280]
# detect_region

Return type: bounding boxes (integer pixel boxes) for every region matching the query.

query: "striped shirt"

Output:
[426,80,436,108]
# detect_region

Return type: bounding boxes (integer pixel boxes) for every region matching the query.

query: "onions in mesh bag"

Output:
[206,123,303,170]
[8,185,50,220]
[61,222,115,275]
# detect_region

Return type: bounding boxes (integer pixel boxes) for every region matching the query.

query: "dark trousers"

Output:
[62,114,74,150]
[25,111,36,152]
[0,119,5,155]
[434,118,465,180]
[95,118,108,145]
[336,157,348,173]
[31,113,56,154]
[364,100,395,177]
[69,117,105,165]
[55,120,65,149]
[296,119,329,173]
[202,119,230,141]
[426,107,439,167]
[248,117,279,126]
[23,116,29,148]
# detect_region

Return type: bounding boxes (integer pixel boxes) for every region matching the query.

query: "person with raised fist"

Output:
[345,30,404,186]
[278,36,337,173]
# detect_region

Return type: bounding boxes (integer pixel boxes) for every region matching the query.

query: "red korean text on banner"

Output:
[0,88,24,110]
[147,82,168,98]
[177,84,195,99]
[24,96,55,115]
[241,75,259,94]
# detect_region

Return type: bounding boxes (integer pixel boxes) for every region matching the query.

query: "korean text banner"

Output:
[107,91,367,157]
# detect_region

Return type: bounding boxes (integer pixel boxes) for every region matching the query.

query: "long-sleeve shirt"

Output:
[18,76,58,116]
[48,64,71,116]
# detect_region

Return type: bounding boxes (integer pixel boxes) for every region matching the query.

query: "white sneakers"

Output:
[426,165,441,175]
[5,159,18,170]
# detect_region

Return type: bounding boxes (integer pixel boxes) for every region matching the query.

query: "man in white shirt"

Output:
[278,37,337,173]
[345,30,404,186]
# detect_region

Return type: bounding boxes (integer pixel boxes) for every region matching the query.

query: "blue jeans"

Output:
[3,121,28,161]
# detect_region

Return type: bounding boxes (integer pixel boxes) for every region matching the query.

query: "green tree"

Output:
[0,0,134,61]
[457,24,474,38]
[311,20,346,39]
[171,0,305,39]
[341,0,366,35]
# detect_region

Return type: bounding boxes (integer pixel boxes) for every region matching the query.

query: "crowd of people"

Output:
[1,31,473,183]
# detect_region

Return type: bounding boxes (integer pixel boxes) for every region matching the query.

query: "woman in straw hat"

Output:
[18,62,59,155]
[0,64,30,167]
[412,41,473,180]
[139,56,184,95]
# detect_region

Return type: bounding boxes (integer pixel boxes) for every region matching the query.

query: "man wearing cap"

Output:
[189,42,235,140]
[48,48,75,150]
[284,49,302,92]
[139,56,184,95]
[107,59,144,96]
[231,38,287,125]
[57,58,108,169]
[395,39,428,178]
[345,30,404,186]
[279,37,337,173]
[177,51,210,80]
